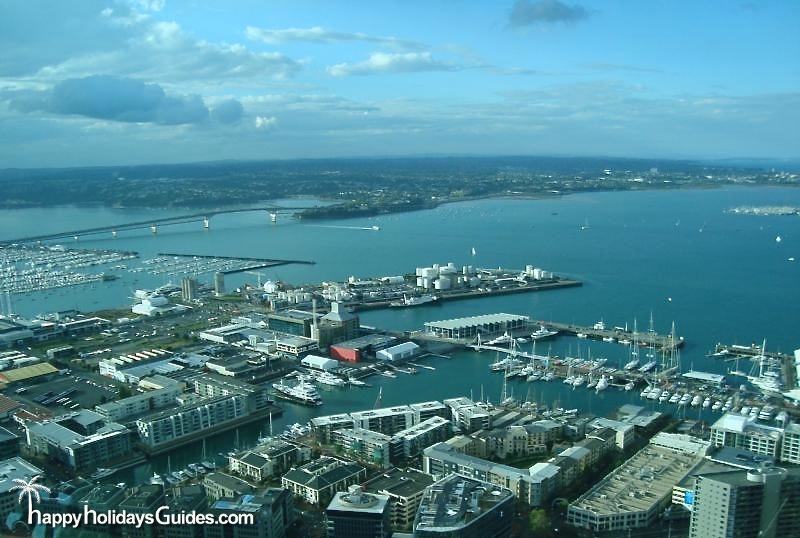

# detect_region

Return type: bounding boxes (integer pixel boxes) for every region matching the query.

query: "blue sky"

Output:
[0,0,798,167]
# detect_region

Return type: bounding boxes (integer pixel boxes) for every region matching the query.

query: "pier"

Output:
[531,320,684,353]
[0,205,319,245]
[348,279,582,312]
[156,252,315,273]
[711,342,797,391]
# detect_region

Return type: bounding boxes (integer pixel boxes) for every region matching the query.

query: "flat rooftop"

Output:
[328,489,389,514]
[569,443,705,517]
[363,468,434,499]
[415,474,512,531]
[682,370,726,383]
[425,313,529,331]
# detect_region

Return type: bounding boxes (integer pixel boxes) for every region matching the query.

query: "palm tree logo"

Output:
[10,475,50,523]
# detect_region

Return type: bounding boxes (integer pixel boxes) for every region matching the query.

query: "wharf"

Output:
[349,279,581,312]
[157,252,314,272]
[531,320,683,352]
[711,343,797,392]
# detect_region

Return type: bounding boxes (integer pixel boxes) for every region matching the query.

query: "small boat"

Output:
[201,461,216,471]
[669,393,680,404]
[576,333,588,339]
[595,376,609,392]
[348,377,367,386]
[602,337,615,343]
[563,375,575,385]
[702,397,711,408]
[572,375,586,387]
[691,395,703,407]
[659,391,670,403]
[678,393,691,406]
[648,388,662,400]
[740,406,751,416]
[543,372,555,382]
[640,387,651,398]
[624,381,635,391]
[149,473,165,486]
[712,401,723,411]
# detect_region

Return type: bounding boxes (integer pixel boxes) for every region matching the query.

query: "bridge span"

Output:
[0,205,318,245]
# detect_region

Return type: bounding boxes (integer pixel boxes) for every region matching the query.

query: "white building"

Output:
[376,342,420,362]
[710,413,783,458]
[301,355,339,371]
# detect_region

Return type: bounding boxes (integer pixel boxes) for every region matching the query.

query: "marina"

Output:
[0,244,136,294]
[134,252,314,277]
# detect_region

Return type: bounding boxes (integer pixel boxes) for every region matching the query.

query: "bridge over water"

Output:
[0,205,317,245]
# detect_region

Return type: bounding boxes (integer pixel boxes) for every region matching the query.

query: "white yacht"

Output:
[272,379,323,406]
[595,376,609,392]
[531,325,559,340]
[316,372,346,387]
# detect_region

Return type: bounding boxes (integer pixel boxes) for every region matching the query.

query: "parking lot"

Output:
[17,371,121,415]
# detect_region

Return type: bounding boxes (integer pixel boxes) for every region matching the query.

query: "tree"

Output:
[528,509,550,536]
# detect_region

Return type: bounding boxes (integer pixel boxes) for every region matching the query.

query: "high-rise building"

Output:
[689,466,800,538]
[413,474,514,538]
[325,485,391,538]
[181,277,198,301]
[213,272,225,296]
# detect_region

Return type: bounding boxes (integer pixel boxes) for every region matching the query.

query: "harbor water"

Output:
[2,187,799,481]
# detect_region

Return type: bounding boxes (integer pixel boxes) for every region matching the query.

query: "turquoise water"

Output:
[3,187,799,480]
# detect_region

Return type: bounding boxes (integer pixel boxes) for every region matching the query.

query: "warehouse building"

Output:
[376,342,420,362]
[424,313,529,340]
[301,355,339,372]
[330,334,397,363]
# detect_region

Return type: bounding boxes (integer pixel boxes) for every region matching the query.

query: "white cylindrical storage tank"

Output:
[462,266,469,275]
[416,277,424,287]
[447,262,456,269]
[433,264,440,271]
[421,277,432,289]
[435,278,451,290]
[533,268,543,279]
[469,277,481,287]
[422,267,438,278]
[526,265,534,275]
[416,267,424,277]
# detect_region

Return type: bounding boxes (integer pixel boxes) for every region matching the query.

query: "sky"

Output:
[0,0,798,168]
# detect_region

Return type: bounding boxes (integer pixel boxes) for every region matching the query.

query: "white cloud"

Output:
[327,52,456,77]
[245,26,424,50]
[0,2,302,84]
[255,115,278,129]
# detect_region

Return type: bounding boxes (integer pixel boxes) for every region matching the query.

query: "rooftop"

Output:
[569,441,705,517]
[0,362,58,383]
[0,457,44,495]
[327,487,389,514]
[282,457,365,489]
[204,472,253,493]
[711,413,784,439]
[332,334,396,350]
[415,474,512,531]
[363,468,434,499]
[425,313,529,331]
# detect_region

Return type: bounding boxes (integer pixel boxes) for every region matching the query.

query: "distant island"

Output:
[1,156,797,220]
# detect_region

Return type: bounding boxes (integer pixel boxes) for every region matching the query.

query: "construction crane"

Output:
[245,271,267,287]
